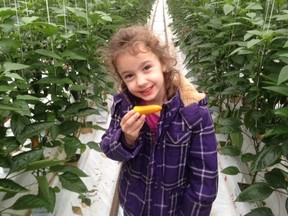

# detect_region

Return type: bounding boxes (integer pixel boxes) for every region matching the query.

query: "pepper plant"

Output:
[0,0,154,214]
[168,0,288,215]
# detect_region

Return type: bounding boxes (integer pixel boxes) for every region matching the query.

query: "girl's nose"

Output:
[136,74,148,86]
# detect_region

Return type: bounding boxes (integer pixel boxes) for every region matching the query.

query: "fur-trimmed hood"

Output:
[177,75,206,106]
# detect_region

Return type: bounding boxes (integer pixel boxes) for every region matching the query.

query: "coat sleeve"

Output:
[99,96,142,161]
[180,106,218,216]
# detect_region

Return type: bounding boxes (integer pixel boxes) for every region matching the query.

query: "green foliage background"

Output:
[167,0,288,215]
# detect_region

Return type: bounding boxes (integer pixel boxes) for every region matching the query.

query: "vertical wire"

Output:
[44,0,56,76]
[84,0,88,27]
[24,0,28,16]
[266,0,275,32]
[14,0,24,61]
[255,0,275,128]
[45,0,50,23]
[63,0,67,35]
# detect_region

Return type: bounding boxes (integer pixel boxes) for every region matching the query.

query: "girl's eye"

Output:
[123,74,133,81]
[144,65,151,71]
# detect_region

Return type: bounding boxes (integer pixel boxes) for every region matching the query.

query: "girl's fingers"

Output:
[121,110,142,128]
[121,111,146,138]
[121,110,138,123]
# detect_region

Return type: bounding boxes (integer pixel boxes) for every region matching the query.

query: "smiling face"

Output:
[116,44,167,105]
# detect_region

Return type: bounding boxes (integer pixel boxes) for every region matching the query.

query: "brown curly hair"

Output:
[104,25,180,100]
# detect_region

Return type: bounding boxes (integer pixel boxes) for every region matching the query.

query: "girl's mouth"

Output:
[140,86,153,96]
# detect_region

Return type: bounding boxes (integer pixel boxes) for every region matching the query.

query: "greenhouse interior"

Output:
[0,0,288,215]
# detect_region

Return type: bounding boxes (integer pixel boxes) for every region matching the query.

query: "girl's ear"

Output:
[162,62,167,72]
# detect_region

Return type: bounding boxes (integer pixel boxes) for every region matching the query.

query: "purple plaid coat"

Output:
[100,90,218,216]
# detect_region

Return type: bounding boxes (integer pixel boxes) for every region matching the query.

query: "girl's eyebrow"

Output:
[140,60,152,67]
[119,60,152,75]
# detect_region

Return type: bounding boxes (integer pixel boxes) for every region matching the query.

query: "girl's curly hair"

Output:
[103,25,180,100]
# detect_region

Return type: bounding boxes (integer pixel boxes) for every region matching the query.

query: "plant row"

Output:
[0,0,154,214]
[167,0,288,215]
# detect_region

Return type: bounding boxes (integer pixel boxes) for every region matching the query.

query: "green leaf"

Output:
[223,4,234,15]
[10,149,44,173]
[264,168,288,190]
[250,145,282,173]
[58,121,82,135]
[278,65,288,85]
[3,62,29,72]
[244,32,254,41]
[63,136,82,159]
[263,86,288,96]
[59,172,88,193]
[88,124,106,131]
[61,51,87,60]
[70,85,88,91]
[264,124,288,137]
[25,159,65,171]
[11,194,49,210]
[2,192,17,200]
[0,101,31,116]
[219,146,241,156]
[87,141,102,152]
[89,11,112,23]
[21,16,39,24]
[0,179,28,193]
[274,108,288,117]
[20,122,54,139]
[230,132,243,150]
[49,124,59,140]
[221,166,240,175]
[241,153,256,163]
[0,137,20,155]
[34,49,62,60]
[60,32,75,39]
[11,114,30,143]
[246,3,263,10]
[4,72,24,80]
[16,95,39,101]
[222,22,242,28]
[221,85,243,96]
[36,77,73,85]
[49,165,88,177]
[0,7,16,18]
[62,101,88,116]
[247,39,262,49]
[218,117,242,133]
[282,141,288,157]
[244,207,274,216]
[13,100,31,116]
[236,183,273,202]
[76,108,100,117]
[279,52,288,58]
[46,188,56,212]
[0,85,14,91]
[27,22,58,35]
[275,14,288,21]
[36,176,50,202]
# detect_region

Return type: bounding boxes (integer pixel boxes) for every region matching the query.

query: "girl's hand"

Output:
[120,109,146,146]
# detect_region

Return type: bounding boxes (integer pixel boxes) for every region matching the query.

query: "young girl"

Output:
[100,25,218,216]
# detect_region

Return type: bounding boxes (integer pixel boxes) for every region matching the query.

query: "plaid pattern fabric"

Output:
[100,91,218,216]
